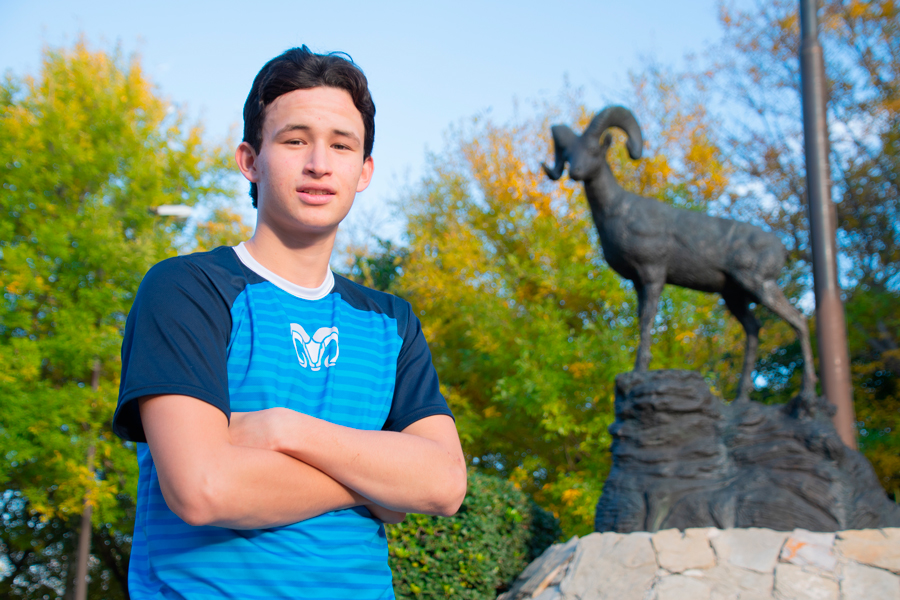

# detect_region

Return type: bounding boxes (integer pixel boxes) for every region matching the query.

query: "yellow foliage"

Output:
[567,362,594,380]
[560,488,582,506]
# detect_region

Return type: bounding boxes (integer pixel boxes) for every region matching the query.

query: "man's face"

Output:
[237,86,373,240]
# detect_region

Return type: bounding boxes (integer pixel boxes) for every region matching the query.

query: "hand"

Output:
[367,503,406,524]
[229,408,296,452]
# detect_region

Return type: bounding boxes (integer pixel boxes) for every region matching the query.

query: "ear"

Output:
[235,142,260,183]
[356,155,374,193]
[600,133,613,154]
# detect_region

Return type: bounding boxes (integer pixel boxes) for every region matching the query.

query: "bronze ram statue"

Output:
[543,106,816,401]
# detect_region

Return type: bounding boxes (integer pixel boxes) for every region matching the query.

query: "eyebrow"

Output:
[274,124,361,145]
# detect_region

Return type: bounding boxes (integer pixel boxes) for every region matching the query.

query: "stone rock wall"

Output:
[498,527,900,600]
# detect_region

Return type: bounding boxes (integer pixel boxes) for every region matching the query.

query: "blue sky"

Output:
[1,0,725,244]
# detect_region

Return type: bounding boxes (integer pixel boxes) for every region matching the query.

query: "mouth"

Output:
[297,187,336,204]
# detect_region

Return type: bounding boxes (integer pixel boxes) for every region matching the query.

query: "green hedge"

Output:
[387,470,562,599]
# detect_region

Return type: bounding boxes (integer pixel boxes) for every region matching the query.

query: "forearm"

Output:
[270,413,466,516]
[140,394,385,530]
[184,443,365,529]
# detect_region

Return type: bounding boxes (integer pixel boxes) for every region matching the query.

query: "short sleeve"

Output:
[113,256,235,442]
[382,303,453,432]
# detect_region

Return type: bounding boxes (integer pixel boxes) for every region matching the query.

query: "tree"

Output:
[193,206,253,253]
[715,0,899,284]
[845,288,900,500]
[0,40,235,598]
[339,237,408,293]
[712,0,899,496]
[390,72,735,535]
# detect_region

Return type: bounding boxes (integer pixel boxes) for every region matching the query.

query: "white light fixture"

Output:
[150,205,194,218]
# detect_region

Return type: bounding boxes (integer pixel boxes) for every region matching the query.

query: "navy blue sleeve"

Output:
[113,255,235,442]
[382,302,454,432]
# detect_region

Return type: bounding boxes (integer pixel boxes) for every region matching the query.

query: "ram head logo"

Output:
[290,324,339,371]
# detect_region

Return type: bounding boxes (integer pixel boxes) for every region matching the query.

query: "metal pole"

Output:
[799,0,857,449]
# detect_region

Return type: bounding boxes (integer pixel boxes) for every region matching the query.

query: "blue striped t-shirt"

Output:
[113,244,452,599]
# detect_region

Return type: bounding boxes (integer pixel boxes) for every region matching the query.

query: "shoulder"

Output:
[332,273,414,324]
[142,246,243,285]
[117,247,247,443]
[137,246,256,305]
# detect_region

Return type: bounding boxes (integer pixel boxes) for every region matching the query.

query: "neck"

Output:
[244,223,336,289]
[584,162,622,218]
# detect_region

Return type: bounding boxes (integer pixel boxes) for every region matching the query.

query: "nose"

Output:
[304,143,331,177]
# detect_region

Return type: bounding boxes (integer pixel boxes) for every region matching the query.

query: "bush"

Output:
[388,470,562,599]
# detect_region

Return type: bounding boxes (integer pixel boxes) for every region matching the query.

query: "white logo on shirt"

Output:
[290,324,339,371]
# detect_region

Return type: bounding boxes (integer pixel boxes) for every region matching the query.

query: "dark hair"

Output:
[242,46,375,207]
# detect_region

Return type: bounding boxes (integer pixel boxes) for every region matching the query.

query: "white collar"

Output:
[233,242,334,301]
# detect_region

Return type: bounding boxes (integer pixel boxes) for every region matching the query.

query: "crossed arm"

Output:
[138,395,467,529]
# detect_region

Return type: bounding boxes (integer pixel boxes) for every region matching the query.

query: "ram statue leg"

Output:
[722,287,761,402]
[755,280,818,399]
[633,276,665,372]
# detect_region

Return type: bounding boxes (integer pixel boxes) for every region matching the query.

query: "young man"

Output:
[113,47,467,599]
